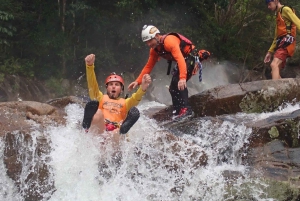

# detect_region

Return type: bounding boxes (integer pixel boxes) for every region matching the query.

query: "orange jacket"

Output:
[269,6,300,56]
[136,33,194,83]
[276,6,296,56]
[99,95,127,124]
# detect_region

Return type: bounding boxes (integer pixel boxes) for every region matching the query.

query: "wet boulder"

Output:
[152,78,300,121]
[0,96,83,200]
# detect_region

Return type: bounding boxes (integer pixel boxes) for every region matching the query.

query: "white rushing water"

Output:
[2,100,299,201]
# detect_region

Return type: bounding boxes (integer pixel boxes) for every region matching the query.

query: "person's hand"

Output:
[141,74,152,91]
[85,54,95,66]
[264,52,272,63]
[178,79,186,90]
[128,81,139,91]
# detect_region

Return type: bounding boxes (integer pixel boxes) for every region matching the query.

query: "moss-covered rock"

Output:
[269,126,280,138]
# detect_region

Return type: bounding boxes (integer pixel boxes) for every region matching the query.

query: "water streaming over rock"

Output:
[1,99,293,200]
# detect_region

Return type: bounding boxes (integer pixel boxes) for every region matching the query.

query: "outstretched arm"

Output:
[85,54,103,101]
[126,74,152,112]
[128,50,157,91]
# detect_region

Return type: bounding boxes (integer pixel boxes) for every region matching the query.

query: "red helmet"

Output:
[105,72,124,89]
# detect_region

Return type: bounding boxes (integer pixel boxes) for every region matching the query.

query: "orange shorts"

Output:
[274,48,289,68]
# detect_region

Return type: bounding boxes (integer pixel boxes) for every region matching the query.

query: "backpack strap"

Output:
[280,5,294,35]
[166,60,172,75]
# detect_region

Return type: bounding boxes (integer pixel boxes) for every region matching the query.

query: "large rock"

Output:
[190,78,300,117]
[1,96,84,200]
[152,78,300,122]
[0,101,65,136]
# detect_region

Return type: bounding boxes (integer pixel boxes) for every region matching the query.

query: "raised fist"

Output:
[85,54,95,66]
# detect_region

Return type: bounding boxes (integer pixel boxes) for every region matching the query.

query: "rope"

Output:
[195,56,203,82]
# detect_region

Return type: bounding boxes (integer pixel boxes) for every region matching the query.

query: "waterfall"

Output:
[1,99,292,200]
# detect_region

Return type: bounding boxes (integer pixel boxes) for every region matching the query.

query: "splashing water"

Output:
[1,101,293,201]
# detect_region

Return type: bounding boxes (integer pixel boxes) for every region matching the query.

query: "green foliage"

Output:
[0,10,16,46]
[0,10,13,21]
[0,73,4,84]
[0,57,34,77]
[45,77,66,97]
[0,0,298,86]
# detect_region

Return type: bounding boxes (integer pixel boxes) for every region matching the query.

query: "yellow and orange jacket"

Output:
[86,64,145,124]
[135,33,194,84]
[269,6,300,56]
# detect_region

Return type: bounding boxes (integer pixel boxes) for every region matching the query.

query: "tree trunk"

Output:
[58,0,60,17]
[61,0,67,76]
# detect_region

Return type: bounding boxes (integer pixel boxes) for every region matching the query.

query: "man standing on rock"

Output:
[128,25,210,120]
[264,0,300,79]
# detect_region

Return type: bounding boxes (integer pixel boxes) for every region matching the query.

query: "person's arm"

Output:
[86,64,103,101]
[282,7,300,31]
[126,74,152,112]
[135,49,158,84]
[163,35,187,80]
[268,24,278,53]
[125,87,145,112]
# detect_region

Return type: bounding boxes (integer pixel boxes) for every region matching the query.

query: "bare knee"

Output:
[270,60,282,79]
[270,60,278,70]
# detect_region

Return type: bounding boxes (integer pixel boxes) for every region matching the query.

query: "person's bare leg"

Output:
[270,57,283,80]
[89,109,105,134]
[90,110,121,148]
[111,129,121,149]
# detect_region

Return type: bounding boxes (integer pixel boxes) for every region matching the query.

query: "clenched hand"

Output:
[85,54,95,66]
[141,74,152,91]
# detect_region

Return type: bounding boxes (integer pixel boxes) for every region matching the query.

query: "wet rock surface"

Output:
[149,78,300,199]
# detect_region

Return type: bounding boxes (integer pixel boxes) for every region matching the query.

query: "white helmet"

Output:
[141,25,160,42]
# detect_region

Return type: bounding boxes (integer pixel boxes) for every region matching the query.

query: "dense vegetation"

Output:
[0,0,299,84]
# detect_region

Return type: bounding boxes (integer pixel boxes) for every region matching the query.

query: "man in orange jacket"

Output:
[82,54,152,135]
[264,0,300,79]
[128,25,210,120]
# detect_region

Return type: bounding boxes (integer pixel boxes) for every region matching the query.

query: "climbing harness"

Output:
[105,119,120,131]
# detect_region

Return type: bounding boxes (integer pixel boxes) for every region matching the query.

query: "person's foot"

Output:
[119,107,140,134]
[171,106,180,116]
[82,100,99,130]
[172,109,179,116]
[173,107,194,121]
